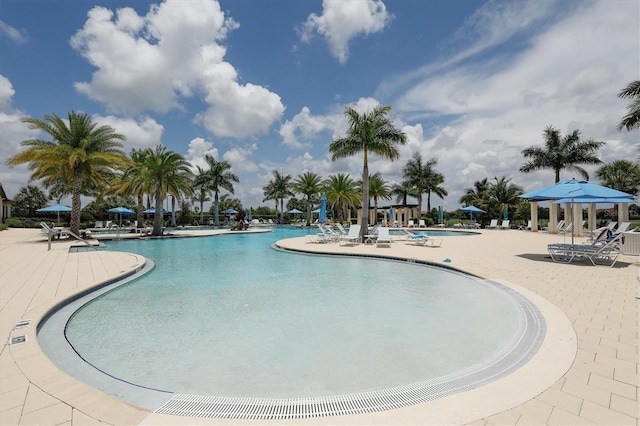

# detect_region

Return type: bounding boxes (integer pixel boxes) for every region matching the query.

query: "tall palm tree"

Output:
[402,153,448,213]
[391,180,416,206]
[367,173,391,224]
[139,145,193,236]
[329,105,406,237]
[292,171,323,226]
[111,148,153,229]
[5,111,129,234]
[262,181,278,216]
[200,154,239,226]
[323,173,360,222]
[265,170,293,223]
[520,125,604,183]
[192,166,212,224]
[596,160,640,196]
[459,178,490,211]
[617,80,640,131]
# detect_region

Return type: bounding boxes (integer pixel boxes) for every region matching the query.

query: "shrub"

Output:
[5,218,23,228]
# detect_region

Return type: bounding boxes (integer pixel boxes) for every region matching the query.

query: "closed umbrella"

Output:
[319,195,327,223]
[388,206,394,224]
[503,205,509,221]
[437,206,443,224]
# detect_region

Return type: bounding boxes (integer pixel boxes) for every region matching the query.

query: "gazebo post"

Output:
[530,202,538,232]
[549,203,558,233]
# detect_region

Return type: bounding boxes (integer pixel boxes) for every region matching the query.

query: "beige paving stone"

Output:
[579,400,637,425]
[594,353,638,375]
[482,409,521,425]
[514,398,553,424]
[610,393,640,419]
[536,388,584,416]
[613,368,640,388]
[571,359,614,380]
[588,373,637,400]
[18,401,72,426]
[548,407,597,425]
[562,378,611,407]
[0,405,23,426]
[22,385,61,414]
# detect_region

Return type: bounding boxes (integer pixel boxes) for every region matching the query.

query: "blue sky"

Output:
[1,0,638,211]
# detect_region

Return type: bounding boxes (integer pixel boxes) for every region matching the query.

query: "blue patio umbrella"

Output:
[221,208,238,214]
[388,206,394,223]
[143,207,167,214]
[503,204,509,221]
[552,196,635,204]
[108,207,135,227]
[460,205,485,221]
[37,204,72,222]
[520,179,634,245]
[312,208,321,213]
[437,206,443,224]
[287,208,303,214]
[319,194,327,223]
[519,179,634,201]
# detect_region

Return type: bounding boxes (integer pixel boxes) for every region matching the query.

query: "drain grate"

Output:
[155,280,545,420]
[10,335,27,345]
[14,319,32,330]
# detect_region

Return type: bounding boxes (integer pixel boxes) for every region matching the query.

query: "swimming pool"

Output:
[39,227,544,419]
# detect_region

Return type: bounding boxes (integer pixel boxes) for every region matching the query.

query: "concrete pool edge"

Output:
[7,234,578,426]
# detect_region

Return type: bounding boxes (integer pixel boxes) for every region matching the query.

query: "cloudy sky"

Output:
[1,0,638,211]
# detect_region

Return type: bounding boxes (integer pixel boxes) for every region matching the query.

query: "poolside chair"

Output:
[614,222,631,234]
[485,219,498,229]
[376,227,392,247]
[335,223,349,236]
[518,220,532,231]
[401,229,442,247]
[547,233,623,266]
[94,221,103,228]
[419,219,426,228]
[408,220,415,228]
[499,220,510,230]
[339,224,362,246]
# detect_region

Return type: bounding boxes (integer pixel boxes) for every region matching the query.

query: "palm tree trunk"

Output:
[137,194,144,228]
[361,162,369,238]
[70,174,82,235]
[214,192,220,226]
[171,196,176,227]
[306,195,311,226]
[152,186,163,236]
[199,192,204,223]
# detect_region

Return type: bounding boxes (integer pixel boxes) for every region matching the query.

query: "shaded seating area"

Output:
[547,233,624,266]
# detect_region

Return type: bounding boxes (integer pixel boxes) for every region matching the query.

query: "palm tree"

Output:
[391,180,415,206]
[292,172,323,226]
[5,111,129,234]
[596,160,640,196]
[13,184,48,217]
[402,153,448,213]
[520,126,604,183]
[111,148,153,229]
[192,166,212,224]
[265,170,293,223]
[139,145,193,236]
[459,178,490,211]
[200,154,239,226]
[367,173,391,224]
[329,105,406,238]
[617,80,640,131]
[488,176,524,221]
[262,181,278,217]
[323,173,360,222]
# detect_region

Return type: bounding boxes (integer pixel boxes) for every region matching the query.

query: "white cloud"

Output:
[279,106,339,149]
[0,74,15,112]
[70,0,284,139]
[185,137,219,171]
[0,20,28,44]
[300,0,391,64]
[223,145,259,174]
[94,114,164,149]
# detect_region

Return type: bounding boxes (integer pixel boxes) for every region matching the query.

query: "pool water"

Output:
[62,227,524,399]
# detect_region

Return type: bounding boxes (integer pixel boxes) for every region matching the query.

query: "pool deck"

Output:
[0,227,637,425]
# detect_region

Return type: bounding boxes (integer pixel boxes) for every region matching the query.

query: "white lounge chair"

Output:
[408,220,415,228]
[485,219,498,229]
[94,221,103,228]
[401,229,442,247]
[418,219,426,227]
[548,233,624,266]
[499,220,510,230]
[376,227,392,247]
[339,224,362,246]
[615,222,631,234]
[519,220,532,231]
